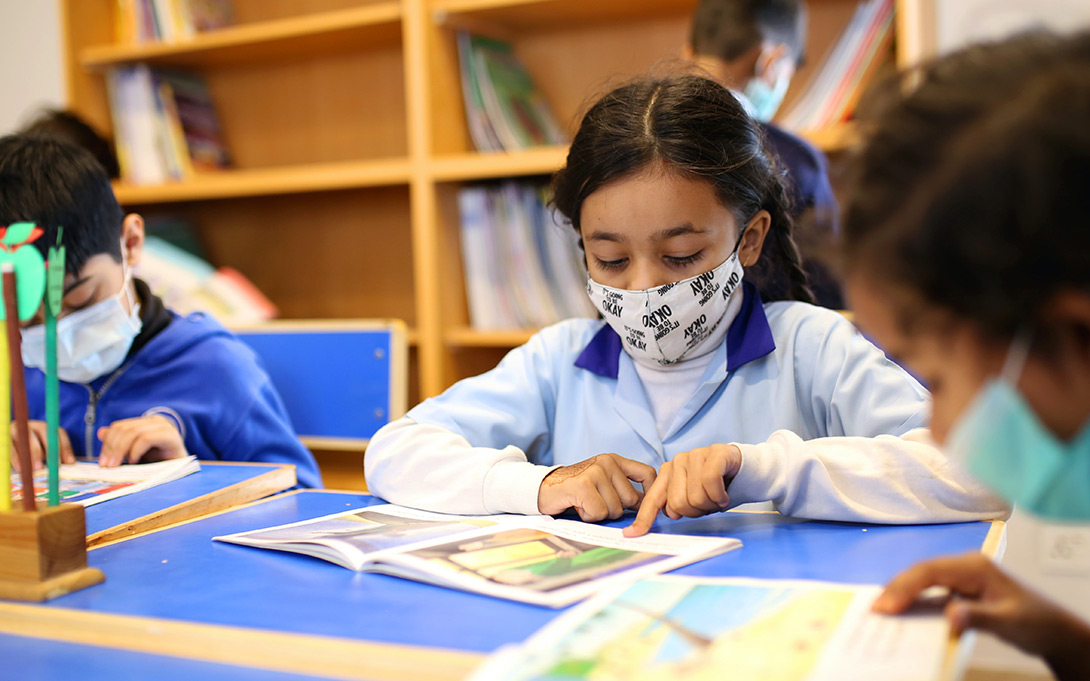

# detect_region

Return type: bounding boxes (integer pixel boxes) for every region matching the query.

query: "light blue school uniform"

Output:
[406,283,929,470]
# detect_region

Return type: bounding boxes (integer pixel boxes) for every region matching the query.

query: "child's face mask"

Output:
[946,333,1090,521]
[742,50,792,123]
[586,230,746,366]
[22,261,142,384]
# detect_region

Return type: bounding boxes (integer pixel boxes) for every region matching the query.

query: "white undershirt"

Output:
[630,291,742,438]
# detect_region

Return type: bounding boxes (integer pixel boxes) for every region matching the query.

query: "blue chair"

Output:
[231,320,408,451]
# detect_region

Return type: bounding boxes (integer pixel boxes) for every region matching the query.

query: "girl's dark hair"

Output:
[844,31,1090,342]
[551,74,813,304]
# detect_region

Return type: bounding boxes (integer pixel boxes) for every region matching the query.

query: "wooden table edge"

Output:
[87,463,297,549]
[0,601,483,681]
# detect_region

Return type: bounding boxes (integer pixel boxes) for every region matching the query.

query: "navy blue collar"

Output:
[574,281,777,379]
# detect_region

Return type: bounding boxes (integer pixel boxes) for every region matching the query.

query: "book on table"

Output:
[11,456,200,506]
[469,575,951,681]
[213,504,740,608]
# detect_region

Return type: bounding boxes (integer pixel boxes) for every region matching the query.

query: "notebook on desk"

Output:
[11,456,199,506]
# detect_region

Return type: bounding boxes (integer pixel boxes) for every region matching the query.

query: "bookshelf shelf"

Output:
[432,0,695,32]
[445,327,535,348]
[429,147,566,182]
[80,4,403,70]
[113,158,412,205]
[798,122,861,153]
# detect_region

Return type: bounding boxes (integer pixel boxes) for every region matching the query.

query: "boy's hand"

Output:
[10,420,75,472]
[873,552,1090,673]
[537,453,657,522]
[624,444,742,537]
[97,415,188,466]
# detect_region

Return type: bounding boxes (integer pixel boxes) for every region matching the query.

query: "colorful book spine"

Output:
[778,0,894,131]
[458,182,592,330]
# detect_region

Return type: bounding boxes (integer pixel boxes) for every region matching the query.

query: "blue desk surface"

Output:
[84,462,291,537]
[50,491,994,655]
[0,632,346,681]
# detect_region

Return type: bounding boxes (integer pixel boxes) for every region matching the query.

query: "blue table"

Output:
[84,461,296,547]
[8,490,1002,681]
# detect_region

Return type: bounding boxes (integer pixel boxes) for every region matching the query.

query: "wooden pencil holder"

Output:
[0,503,104,602]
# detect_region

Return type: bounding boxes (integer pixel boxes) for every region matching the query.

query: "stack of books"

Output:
[456,31,567,152]
[138,234,277,324]
[106,65,230,185]
[458,182,595,330]
[778,0,895,132]
[116,0,235,44]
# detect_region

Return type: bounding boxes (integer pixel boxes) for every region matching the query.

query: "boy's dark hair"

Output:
[0,134,124,275]
[21,108,121,180]
[843,31,1090,343]
[552,74,813,304]
[690,0,807,66]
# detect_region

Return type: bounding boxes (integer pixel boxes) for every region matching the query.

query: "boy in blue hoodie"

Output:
[0,133,322,488]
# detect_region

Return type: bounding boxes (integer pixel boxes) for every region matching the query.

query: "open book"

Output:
[11,456,200,506]
[213,504,740,608]
[469,575,951,681]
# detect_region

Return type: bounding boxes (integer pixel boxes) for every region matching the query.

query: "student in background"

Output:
[366,74,1006,532]
[0,134,322,488]
[842,32,1090,678]
[20,107,121,180]
[685,0,842,308]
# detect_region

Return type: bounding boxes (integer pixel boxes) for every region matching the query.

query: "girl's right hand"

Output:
[10,419,76,472]
[873,553,1090,679]
[536,453,657,522]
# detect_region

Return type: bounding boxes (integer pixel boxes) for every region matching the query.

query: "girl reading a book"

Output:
[365,74,1005,531]
[842,32,1090,677]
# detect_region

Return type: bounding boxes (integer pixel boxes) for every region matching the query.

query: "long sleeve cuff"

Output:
[728,442,782,507]
[482,456,560,515]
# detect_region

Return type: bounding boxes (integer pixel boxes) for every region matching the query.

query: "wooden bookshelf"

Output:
[445,327,535,347]
[113,158,412,204]
[80,4,404,69]
[61,0,916,402]
[429,147,566,182]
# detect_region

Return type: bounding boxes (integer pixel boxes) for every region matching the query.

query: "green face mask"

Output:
[945,334,1090,521]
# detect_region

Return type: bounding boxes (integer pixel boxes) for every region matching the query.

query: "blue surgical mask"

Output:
[742,61,790,123]
[946,333,1090,521]
[21,263,142,384]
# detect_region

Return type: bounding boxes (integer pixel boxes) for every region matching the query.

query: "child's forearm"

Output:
[1044,609,1090,681]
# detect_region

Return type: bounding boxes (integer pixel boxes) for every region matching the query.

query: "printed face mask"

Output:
[946,333,1090,521]
[586,237,746,367]
[22,263,142,384]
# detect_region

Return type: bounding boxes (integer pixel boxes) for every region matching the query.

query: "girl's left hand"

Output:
[624,444,743,537]
[97,416,188,466]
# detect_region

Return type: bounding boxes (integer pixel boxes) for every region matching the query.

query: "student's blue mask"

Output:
[946,333,1090,521]
[742,56,790,123]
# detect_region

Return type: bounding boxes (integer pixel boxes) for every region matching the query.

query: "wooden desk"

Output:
[6,490,1003,681]
[0,630,350,681]
[84,461,296,547]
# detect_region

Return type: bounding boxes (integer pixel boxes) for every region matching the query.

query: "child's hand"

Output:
[10,420,76,472]
[623,444,742,537]
[537,453,657,522]
[873,553,1090,676]
[97,415,188,467]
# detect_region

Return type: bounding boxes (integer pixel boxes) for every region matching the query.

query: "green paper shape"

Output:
[0,222,47,321]
[1,221,41,247]
[47,245,65,316]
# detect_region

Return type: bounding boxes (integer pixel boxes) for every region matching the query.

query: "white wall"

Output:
[935,0,1090,56]
[0,0,64,134]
